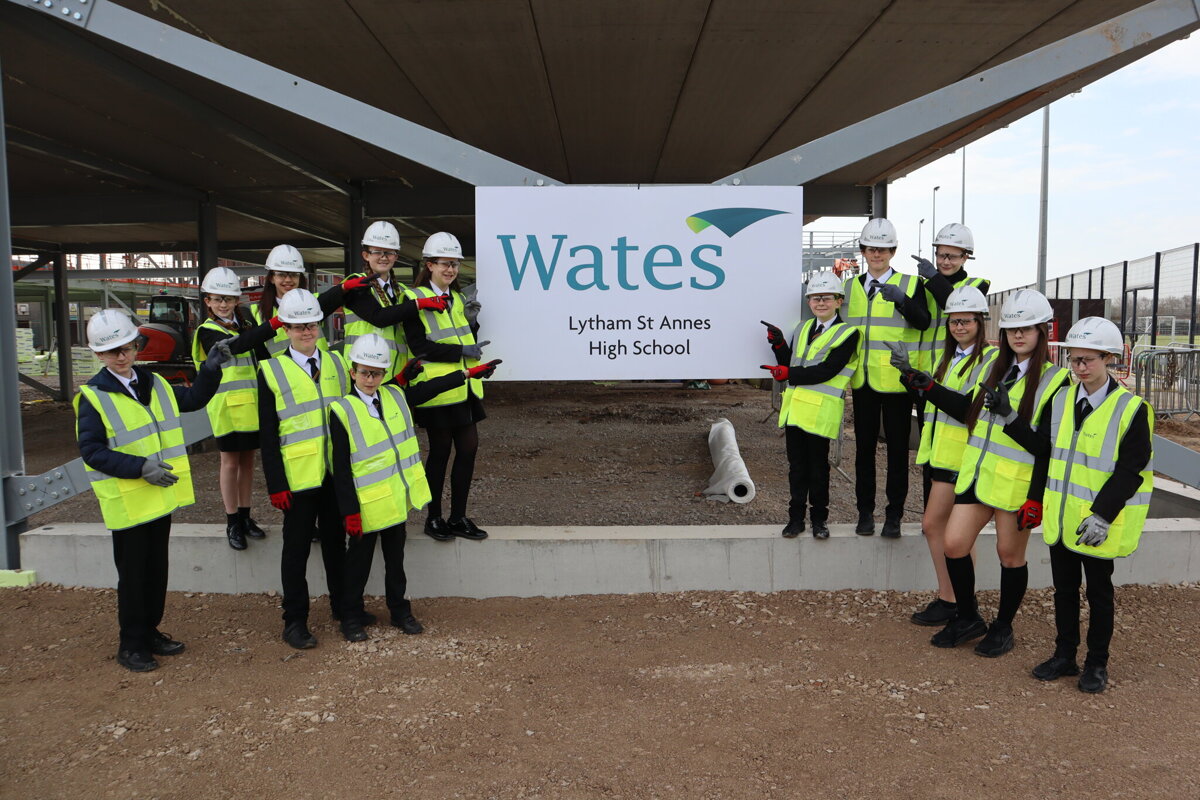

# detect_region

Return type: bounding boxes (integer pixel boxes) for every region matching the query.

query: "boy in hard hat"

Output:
[76,309,232,672]
[761,270,860,539]
[1006,317,1151,693]
[330,334,501,641]
[843,218,931,537]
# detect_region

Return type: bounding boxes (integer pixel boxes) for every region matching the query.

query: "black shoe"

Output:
[448,517,488,540]
[424,516,454,542]
[392,615,424,635]
[333,610,378,627]
[116,649,159,673]
[911,598,957,626]
[781,519,805,538]
[244,517,266,539]
[282,622,317,650]
[1032,655,1080,682]
[881,516,902,539]
[973,623,1015,658]
[149,632,186,657]
[226,519,248,551]
[1078,664,1109,694]
[341,622,368,643]
[930,615,987,648]
[811,521,830,540]
[855,513,874,536]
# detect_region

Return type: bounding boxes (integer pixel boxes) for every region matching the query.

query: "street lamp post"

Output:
[931,186,941,260]
[918,218,924,252]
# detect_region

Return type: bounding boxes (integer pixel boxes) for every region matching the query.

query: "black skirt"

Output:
[413,394,487,430]
[929,467,958,485]
[954,481,980,505]
[216,431,260,452]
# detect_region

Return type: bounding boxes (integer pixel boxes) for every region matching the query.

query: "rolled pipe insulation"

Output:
[701,417,757,504]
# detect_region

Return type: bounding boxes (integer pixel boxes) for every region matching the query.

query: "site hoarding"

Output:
[475,185,805,381]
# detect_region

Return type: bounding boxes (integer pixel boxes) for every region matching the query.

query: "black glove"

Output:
[878,283,906,305]
[140,459,179,487]
[911,254,937,280]
[983,383,1017,424]
[899,369,933,392]
[760,320,786,350]
[204,339,234,370]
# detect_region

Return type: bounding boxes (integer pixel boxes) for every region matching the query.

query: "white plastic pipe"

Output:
[702,418,756,504]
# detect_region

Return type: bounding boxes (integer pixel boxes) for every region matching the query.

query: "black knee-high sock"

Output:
[995,564,1029,629]
[945,555,977,619]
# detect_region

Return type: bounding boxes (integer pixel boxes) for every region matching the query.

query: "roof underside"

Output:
[1,0,1157,267]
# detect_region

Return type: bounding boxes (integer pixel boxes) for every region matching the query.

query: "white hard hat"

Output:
[805,271,845,296]
[362,221,401,251]
[1065,316,1124,355]
[998,289,1054,329]
[87,309,141,352]
[276,288,323,324]
[859,218,898,248]
[265,244,305,273]
[422,231,464,259]
[933,223,974,254]
[348,333,393,369]
[200,267,241,297]
[944,285,988,314]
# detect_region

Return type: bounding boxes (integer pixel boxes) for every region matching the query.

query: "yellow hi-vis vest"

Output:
[74,375,194,530]
[954,362,1070,511]
[917,275,988,373]
[341,272,409,380]
[328,386,432,533]
[190,319,258,437]
[843,272,922,393]
[258,348,349,492]
[917,344,998,470]
[777,319,859,439]
[403,286,482,408]
[1043,384,1154,559]
[250,303,328,357]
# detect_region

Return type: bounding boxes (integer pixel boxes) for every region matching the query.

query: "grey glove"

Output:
[983,383,1018,425]
[878,283,906,305]
[204,338,234,369]
[464,298,482,325]
[461,340,490,360]
[140,459,179,487]
[911,254,937,280]
[1075,515,1110,547]
[885,341,911,372]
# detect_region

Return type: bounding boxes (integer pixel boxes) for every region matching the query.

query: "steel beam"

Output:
[217,199,342,245]
[363,184,476,218]
[15,265,344,281]
[1154,436,1200,490]
[717,0,1200,187]
[4,0,558,188]
[11,193,198,226]
[12,253,52,281]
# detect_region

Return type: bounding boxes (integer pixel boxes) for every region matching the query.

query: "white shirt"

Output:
[355,386,382,418]
[1011,357,1032,379]
[865,268,895,289]
[288,347,321,378]
[951,343,975,365]
[107,368,141,400]
[375,276,395,299]
[1077,379,1111,410]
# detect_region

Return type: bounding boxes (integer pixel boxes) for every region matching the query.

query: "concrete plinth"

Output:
[19,519,1200,598]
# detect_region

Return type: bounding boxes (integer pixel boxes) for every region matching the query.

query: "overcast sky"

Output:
[807,33,1200,293]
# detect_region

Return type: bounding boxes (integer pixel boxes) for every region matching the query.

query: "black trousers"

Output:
[785,426,831,523]
[280,478,346,626]
[1049,541,1116,667]
[111,515,172,653]
[852,386,911,517]
[342,523,412,623]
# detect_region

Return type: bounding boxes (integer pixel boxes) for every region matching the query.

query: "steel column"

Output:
[1120,261,1129,337]
[345,185,365,276]
[52,252,73,401]
[1191,243,1198,346]
[870,184,887,219]
[1151,251,1162,346]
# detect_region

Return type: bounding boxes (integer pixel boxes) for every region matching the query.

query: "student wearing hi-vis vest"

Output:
[401,232,494,543]
[257,288,355,651]
[900,289,1070,658]
[76,310,232,673]
[190,267,285,551]
[1004,317,1152,694]
[899,286,998,627]
[761,270,860,539]
[843,218,931,538]
[329,334,501,642]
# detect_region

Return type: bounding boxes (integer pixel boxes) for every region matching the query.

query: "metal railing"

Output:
[1133,346,1200,420]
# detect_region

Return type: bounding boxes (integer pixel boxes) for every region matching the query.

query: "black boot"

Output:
[241,508,266,539]
[855,512,875,536]
[226,516,248,550]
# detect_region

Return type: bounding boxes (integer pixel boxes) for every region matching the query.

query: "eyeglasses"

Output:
[366,250,398,259]
[100,345,137,357]
[1069,355,1105,368]
[807,295,836,303]
[355,368,386,379]
[947,319,977,328]
[936,253,965,262]
[285,322,320,331]
[207,295,237,303]
[432,259,460,269]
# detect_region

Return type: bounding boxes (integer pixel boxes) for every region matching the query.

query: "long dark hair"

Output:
[933,313,988,382]
[413,259,462,293]
[257,271,307,322]
[965,322,1051,431]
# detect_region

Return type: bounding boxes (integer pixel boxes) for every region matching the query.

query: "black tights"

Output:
[425,423,479,520]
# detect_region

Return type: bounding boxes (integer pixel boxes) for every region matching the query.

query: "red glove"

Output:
[344,513,363,537]
[416,295,449,312]
[760,364,788,381]
[900,369,934,391]
[761,321,786,351]
[341,275,372,291]
[467,359,502,379]
[1017,500,1043,531]
[269,490,293,511]
[268,316,285,331]
[394,359,423,387]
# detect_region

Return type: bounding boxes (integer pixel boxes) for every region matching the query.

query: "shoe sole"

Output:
[855,529,874,536]
[450,532,488,540]
[118,660,159,673]
[1077,680,1107,694]
[974,636,1015,658]
[1032,666,1080,682]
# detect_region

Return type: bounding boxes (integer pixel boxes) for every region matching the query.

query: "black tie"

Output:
[869,279,881,299]
[307,357,320,382]
[128,378,139,401]
[1076,397,1092,428]
[808,323,823,344]
[1004,364,1020,386]
[373,396,383,419]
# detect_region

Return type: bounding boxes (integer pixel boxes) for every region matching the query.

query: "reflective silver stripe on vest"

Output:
[88,378,181,455]
[413,287,471,341]
[966,433,1036,465]
[263,356,344,447]
[214,378,257,394]
[337,387,421,493]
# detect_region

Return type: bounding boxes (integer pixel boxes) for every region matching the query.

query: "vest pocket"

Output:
[117,477,169,518]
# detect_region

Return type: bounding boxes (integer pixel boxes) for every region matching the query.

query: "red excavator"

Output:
[136,293,202,383]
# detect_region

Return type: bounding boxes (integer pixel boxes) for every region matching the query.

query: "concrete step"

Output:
[19,519,1200,598]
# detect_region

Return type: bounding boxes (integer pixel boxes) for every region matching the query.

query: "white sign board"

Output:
[475,185,804,381]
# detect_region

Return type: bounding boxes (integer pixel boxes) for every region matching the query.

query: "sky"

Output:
[806,32,1200,292]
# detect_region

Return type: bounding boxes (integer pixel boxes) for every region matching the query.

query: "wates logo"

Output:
[497,208,787,292]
